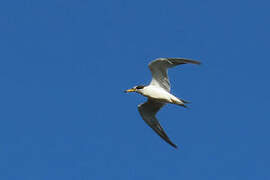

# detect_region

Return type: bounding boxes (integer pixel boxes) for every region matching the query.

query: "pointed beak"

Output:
[124,88,136,93]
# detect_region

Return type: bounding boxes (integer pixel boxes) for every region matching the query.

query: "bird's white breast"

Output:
[139,85,172,102]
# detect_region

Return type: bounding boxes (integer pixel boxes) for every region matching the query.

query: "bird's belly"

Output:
[142,88,171,102]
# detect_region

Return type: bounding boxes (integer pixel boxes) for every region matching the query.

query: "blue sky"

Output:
[1,0,270,179]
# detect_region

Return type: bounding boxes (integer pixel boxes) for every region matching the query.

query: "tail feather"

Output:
[179,98,190,104]
[170,97,189,108]
[179,103,188,108]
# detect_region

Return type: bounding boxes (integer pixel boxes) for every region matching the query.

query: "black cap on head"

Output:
[135,85,145,89]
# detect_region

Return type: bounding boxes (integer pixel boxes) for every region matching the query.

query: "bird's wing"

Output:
[138,99,177,148]
[148,58,201,92]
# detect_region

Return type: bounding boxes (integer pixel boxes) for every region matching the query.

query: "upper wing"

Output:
[138,99,177,148]
[148,58,201,92]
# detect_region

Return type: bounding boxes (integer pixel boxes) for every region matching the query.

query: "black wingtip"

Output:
[170,143,178,149]
[181,58,201,65]
[165,138,178,149]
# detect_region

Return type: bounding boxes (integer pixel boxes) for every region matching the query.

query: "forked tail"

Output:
[179,98,190,104]
[170,97,190,108]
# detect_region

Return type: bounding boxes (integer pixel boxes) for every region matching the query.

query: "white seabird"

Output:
[125,58,201,148]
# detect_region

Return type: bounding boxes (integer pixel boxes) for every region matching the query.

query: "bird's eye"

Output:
[136,85,144,89]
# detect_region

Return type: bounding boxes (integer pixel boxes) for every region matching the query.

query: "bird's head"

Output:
[125,85,145,93]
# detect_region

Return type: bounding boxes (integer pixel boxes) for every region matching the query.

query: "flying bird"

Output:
[125,58,201,148]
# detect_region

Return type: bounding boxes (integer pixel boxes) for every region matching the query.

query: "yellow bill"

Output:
[125,88,136,93]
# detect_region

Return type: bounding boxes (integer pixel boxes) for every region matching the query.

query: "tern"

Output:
[125,58,201,148]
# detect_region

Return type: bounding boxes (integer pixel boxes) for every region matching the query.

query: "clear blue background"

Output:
[1,0,269,179]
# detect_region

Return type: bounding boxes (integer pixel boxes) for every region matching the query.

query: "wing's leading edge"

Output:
[148,58,201,92]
